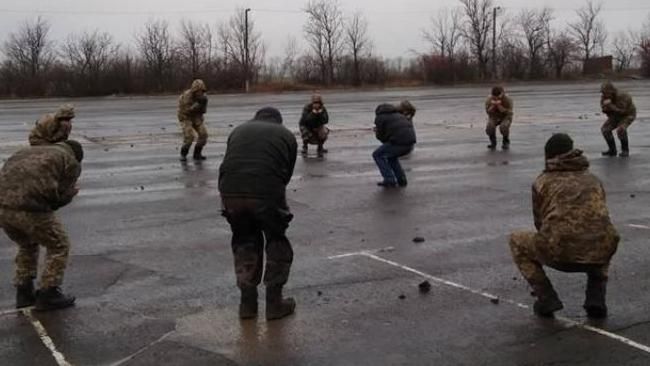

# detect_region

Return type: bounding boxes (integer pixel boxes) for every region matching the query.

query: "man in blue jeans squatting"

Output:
[372,103,417,188]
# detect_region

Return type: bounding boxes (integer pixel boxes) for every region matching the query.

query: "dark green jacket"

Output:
[299,103,329,129]
[219,120,297,201]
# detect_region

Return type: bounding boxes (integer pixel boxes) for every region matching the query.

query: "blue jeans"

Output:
[372,143,413,184]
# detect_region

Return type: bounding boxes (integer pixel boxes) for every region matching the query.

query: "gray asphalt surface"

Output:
[1,80,650,365]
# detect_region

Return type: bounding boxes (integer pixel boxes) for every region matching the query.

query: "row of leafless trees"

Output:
[1,0,649,97]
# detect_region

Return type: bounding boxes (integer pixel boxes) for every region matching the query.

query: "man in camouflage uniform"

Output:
[396,100,416,121]
[299,94,329,157]
[29,104,75,146]
[509,133,619,318]
[0,140,83,311]
[485,86,513,150]
[219,107,297,321]
[177,79,209,161]
[600,81,636,157]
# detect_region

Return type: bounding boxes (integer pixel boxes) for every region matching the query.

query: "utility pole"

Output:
[244,8,251,93]
[492,6,501,80]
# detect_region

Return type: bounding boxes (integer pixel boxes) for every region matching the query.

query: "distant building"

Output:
[583,56,613,75]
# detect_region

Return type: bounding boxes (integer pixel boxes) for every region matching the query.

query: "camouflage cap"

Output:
[55,104,75,120]
[600,81,617,94]
[191,79,207,93]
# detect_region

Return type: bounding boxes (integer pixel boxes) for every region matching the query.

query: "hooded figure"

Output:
[372,104,416,188]
[177,79,209,161]
[599,81,636,157]
[299,93,329,156]
[218,107,298,321]
[509,133,619,319]
[29,104,75,146]
[485,86,514,150]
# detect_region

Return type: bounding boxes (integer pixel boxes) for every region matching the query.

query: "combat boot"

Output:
[34,287,75,312]
[180,145,190,162]
[619,137,629,158]
[266,286,296,321]
[15,280,36,309]
[601,137,617,157]
[584,275,608,319]
[193,145,207,161]
[502,137,510,150]
[239,287,258,320]
[487,135,497,150]
[317,144,328,157]
[301,143,308,155]
[532,280,563,318]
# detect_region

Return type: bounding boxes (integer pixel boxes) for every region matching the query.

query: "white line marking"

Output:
[0,308,28,317]
[22,309,72,366]
[330,251,650,354]
[109,330,175,366]
[628,224,650,230]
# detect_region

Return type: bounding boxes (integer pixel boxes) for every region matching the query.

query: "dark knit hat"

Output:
[254,107,283,124]
[64,139,84,162]
[491,86,504,96]
[545,133,573,159]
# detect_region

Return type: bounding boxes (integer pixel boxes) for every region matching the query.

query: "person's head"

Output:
[311,93,323,109]
[491,86,504,98]
[600,81,617,99]
[55,104,75,122]
[544,133,573,160]
[63,139,84,162]
[191,79,207,97]
[253,107,283,124]
[397,100,416,117]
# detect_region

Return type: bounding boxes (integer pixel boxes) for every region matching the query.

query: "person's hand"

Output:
[602,99,612,105]
[70,185,80,197]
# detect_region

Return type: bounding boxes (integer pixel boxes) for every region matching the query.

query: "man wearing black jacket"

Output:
[218,107,298,321]
[372,104,417,187]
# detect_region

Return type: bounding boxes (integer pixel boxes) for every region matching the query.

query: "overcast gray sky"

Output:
[0,0,649,58]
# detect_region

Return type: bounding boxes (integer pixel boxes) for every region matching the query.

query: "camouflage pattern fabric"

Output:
[29,114,72,146]
[299,125,329,145]
[600,84,636,141]
[177,79,208,148]
[485,94,513,138]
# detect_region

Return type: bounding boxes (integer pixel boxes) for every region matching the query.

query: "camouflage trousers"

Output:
[601,115,635,141]
[509,231,609,288]
[0,209,70,288]
[221,197,294,290]
[300,125,329,146]
[179,117,208,148]
[486,116,512,139]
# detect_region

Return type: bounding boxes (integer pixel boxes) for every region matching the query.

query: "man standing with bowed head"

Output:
[509,133,619,318]
[219,107,298,321]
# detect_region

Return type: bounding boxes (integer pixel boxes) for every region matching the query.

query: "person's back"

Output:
[374,104,416,146]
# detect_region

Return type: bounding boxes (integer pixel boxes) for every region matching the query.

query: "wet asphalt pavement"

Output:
[1,80,650,365]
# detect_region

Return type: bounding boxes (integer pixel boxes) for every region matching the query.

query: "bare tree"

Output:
[177,20,212,79]
[3,16,55,78]
[136,19,174,91]
[611,31,638,72]
[345,11,371,86]
[547,30,577,78]
[423,7,463,61]
[279,36,299,80]
[569,0,607,60]
[459,0,495,79]
[641,14,650,77]
[304,0,345,85]
[518,7,553,78]
[218,8,264,86]
[62,30,118,88]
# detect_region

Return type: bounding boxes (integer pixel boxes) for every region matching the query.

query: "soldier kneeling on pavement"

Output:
[219,107,298,320]
[29,104,75,146]
[509,133,619,318]
[0,140,83,311]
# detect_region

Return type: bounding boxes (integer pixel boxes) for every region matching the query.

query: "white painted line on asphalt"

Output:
[0,308,27,317]
[330,251,650,355]
[628,224,650,230]
[22,309,72,366]
[109,330,175,366]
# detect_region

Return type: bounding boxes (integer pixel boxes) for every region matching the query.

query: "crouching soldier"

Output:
[29,104,75,146]
[0,141,83,311]
[219,107,298,320]
[509,133,619,318]
[178,79,209,161]
[299,94,329,157]
[600,81,636,157]
[485,86,513,150]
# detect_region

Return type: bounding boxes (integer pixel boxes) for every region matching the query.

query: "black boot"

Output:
[266,286,296,321]
[193,145,206,161]
[239,287,258,319]
[301,144,308,155]
[34,287,75,312]
[584,275,608,318]
[317,144,328,157]
[502,137,510,150]
[15,280,36,309]
[532,280,563,318]
[180,145,190,162]
[619,137,629,158]
[487,135,497,150]
[601,137,617,157]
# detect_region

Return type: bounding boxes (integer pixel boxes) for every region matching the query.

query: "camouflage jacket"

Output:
[29,114,72,146]
[485,95,513,120]
[177,90,207,121]
[601,91,636,121]
[532,149,619,264]
[0,144,81,212]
